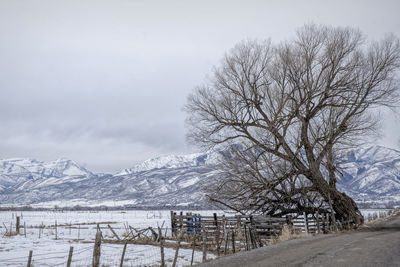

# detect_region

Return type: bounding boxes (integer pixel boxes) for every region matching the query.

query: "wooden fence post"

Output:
[190,233,196,266]
[108,224,121,240]
[78,224,80,240]
[249,216,257,249]
[24,222,26,238]
[27,250,33,267]
[213,213,220,256]
[231,230,236,254]
[236,215,242,241]
[244,224,249,251]
[316,212,321,234]
[179,211,183,230]
[67,246,74,267]
[328,193,337,230]
[178,215,184,237]
[201,221,207,262]
[170,211,176,237]
[172,229,185,267]
[16,216,20,234]
[286,215,293,226]
[40,222,43,239]
[158,227,165,267]
[3,222,8,235]
[92,231,102,267]
[303,212,309,234]
[119,242,127,267]
[224,230,230,255]
[55,220,58,240]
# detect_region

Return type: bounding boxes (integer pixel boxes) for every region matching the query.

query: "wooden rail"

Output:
[171,211,335,240]
[171,211,287,243]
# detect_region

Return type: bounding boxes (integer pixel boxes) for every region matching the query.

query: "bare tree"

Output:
[185,25,400,225]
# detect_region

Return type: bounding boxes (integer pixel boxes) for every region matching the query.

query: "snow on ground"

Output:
[0,208,390,266]
[0,210,223,267]
[360,208,393,222]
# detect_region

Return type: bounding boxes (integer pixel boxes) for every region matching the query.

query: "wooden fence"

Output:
[171,211,336,244]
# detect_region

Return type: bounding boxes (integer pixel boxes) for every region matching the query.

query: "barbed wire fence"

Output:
[0,223,213,267]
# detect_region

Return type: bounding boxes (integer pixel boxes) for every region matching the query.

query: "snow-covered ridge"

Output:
[340,145,400,164]
[116,149,225,175]
[116,153,203,175]
[0,157,92,180]
[338,145,400,201]
[0,145,399,206]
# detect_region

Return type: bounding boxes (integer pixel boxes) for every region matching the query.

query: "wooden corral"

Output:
[170,211,337,249]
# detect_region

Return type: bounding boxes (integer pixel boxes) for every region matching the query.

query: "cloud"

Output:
[0,0,399,171]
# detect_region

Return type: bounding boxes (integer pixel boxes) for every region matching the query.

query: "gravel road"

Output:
[197,213,400,267]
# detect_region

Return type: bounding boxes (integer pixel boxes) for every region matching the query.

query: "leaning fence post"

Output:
[201,221,207,262]
[119,242,127,267]
[158,227,165,267]
[108,224,121,240]
[67,246,74,267]
[172,229,185,267]
[92,231,102,267]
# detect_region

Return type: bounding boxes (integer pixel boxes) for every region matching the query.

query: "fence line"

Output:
[0,209,394,266]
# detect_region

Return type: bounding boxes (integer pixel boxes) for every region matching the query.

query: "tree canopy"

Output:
[185,24,400,225]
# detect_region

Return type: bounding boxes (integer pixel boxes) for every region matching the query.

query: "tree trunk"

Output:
[329,189,363,225]
[312,169,363,226]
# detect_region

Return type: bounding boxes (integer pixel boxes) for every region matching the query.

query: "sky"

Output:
[0,0,399,173]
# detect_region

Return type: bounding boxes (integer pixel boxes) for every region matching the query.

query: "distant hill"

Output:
[0,146,399,208]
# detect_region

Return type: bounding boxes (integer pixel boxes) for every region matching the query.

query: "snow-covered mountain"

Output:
[0,146,399,207]
[0,158,94,186]
[338,146,400,202]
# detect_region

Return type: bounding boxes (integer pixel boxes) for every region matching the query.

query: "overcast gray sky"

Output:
[0,0,399,173]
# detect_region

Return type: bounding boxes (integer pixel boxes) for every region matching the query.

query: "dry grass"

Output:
[4,231,19,237]
[366,209,400,225]
[269,225,312,245]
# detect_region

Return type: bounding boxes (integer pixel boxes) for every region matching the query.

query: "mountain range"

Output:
[0,146,399,208]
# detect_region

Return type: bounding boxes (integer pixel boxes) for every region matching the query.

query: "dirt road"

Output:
[198,213,400,267]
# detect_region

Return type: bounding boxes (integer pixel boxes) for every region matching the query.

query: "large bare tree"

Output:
[185,25,400,224]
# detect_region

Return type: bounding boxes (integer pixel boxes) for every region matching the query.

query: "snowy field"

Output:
[0,210,225,267]
[360,209,393,222]
[0,209,392,266]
